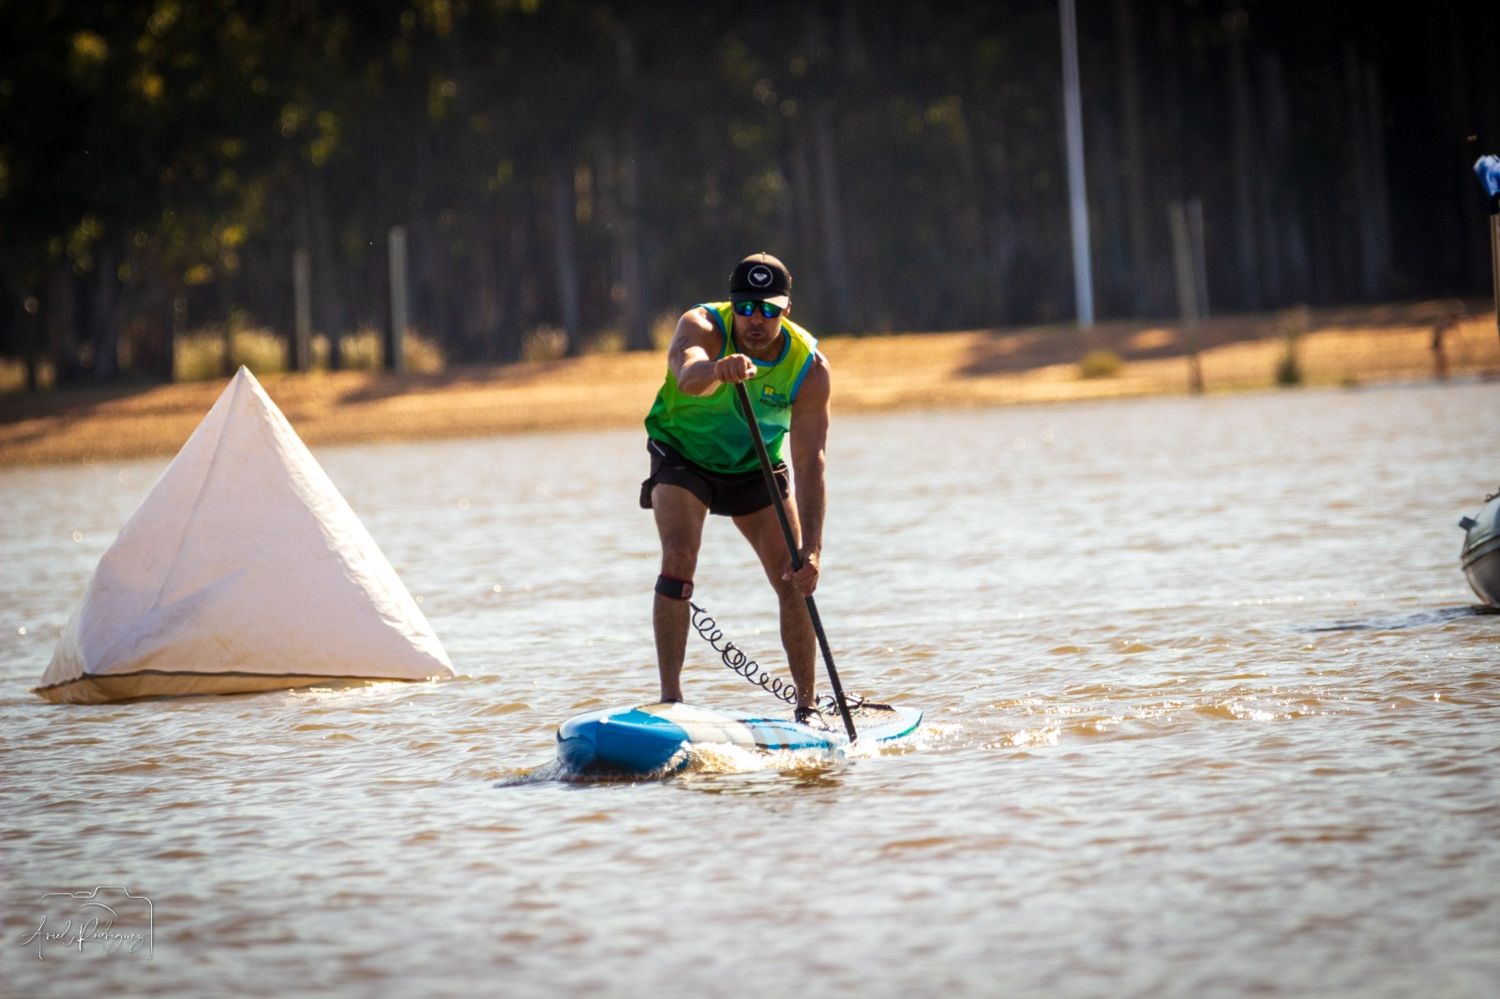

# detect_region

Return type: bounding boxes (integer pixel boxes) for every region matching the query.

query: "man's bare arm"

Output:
[668,308,754,395]
[787,354,831,594]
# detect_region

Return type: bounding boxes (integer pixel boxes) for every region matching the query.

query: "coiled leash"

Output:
[688,600,889,717]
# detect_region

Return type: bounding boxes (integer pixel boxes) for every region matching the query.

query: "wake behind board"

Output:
[556,701,922,775]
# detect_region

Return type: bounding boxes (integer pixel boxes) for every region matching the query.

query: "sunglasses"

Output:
[732,300,784,319]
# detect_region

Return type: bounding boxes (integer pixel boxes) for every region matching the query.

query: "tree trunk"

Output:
[1227,1,1261,310]
[550,159,583,354]
[91,245,121,380]
[1260,51,1309,303]
[812,103,852,330]
[1114,0,1154,314]
[463,213,497,360]
[949,104,984,327]
[504,215,534,362]
[306,167,344,369]
[218,275,234,376]
[970,108,1018,325]
[1362,57,1394,293]
[291,173,315,370]
[1431,8,1471,288]
[1157,3,1186,202]
[1344,41,1391,298]
[292,247,312,372]
[1168,200,1205,393]
[168,290,185,383]
[1253,53,1283,306]
[787,129,818,304]
[1,264,41,391]
[617,24,650,351]
[23,298,41,392]
[45,262,79,383]
[134,258,175,382]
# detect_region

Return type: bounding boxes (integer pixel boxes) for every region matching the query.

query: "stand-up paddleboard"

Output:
[557,701,922,774]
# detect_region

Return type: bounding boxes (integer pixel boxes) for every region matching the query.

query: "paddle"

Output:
[733,380,858,742]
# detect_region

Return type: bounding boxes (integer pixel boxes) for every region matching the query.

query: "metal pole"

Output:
[1059,0,1094,328]
[1168,201,1198,323]
[1169,201,1206,394]
[387,226,407,373]
[1187,198,1209,321]
[1489,207,1499,342]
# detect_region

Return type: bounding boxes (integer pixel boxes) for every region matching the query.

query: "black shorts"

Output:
[640,439,789,517]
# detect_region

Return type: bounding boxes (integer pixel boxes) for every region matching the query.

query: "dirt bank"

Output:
[2,301,1495,468]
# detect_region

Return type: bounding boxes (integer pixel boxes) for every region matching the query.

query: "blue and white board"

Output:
[556,701,922,774]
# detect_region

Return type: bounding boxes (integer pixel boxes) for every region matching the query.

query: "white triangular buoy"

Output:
[36,367,454,703]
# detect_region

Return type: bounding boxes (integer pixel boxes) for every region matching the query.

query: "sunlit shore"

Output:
[2,301,1495,468]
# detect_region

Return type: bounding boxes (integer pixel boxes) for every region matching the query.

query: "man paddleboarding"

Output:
[640,252,831,725]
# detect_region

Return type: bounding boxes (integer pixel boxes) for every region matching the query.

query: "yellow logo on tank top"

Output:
[758,385,791,409]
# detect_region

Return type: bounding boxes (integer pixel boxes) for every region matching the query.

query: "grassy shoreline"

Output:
[2,301,1496,468]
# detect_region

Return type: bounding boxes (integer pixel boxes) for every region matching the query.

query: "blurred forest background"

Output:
[2,0,1497,387]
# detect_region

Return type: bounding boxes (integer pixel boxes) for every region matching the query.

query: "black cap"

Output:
[729,252,791,308]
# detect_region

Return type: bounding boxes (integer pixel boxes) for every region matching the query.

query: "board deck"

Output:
[556,701,922,774]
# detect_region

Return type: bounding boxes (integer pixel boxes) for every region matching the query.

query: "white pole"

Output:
[1059,0,1094,328]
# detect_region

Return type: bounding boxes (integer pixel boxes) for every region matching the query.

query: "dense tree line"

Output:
[2,0,1497,386]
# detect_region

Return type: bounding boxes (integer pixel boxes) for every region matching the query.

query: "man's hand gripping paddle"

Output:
[733,380,858,742]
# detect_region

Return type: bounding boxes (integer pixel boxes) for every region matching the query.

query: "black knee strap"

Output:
[655,575,694,600]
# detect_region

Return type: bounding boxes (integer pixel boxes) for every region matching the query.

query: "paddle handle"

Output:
[733,381,857,742]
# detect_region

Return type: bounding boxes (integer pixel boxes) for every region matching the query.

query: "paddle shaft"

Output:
[733,380,857,742]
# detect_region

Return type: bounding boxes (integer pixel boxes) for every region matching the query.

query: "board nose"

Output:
[555,730,598,772]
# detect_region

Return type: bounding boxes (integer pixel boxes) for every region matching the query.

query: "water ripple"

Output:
[3,384,1500,996]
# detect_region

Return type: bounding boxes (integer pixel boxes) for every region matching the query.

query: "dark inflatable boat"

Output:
[1459,489,1500,607]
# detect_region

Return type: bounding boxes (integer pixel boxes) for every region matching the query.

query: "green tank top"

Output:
[644,302,819,474]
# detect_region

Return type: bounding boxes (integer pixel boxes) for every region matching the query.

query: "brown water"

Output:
[3,380,1498,997]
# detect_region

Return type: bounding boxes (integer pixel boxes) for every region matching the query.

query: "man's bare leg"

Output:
[652,483,708,703]
[732,503,815,709]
